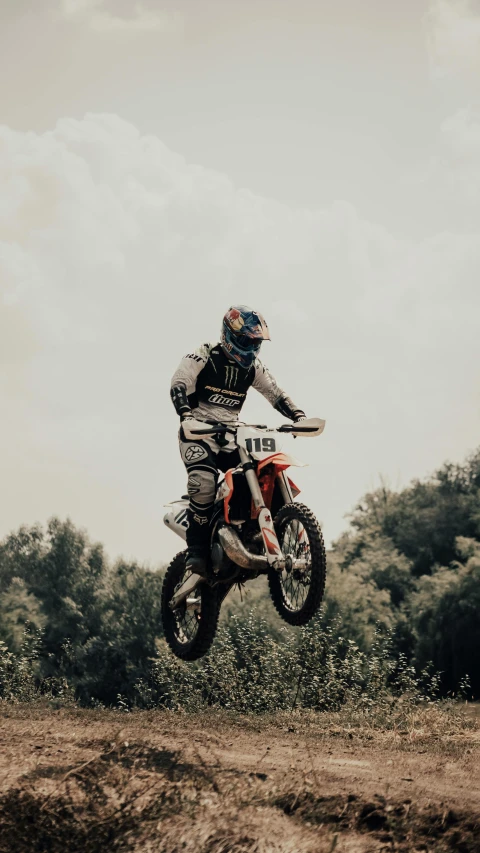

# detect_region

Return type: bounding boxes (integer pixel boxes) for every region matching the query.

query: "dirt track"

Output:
[0,704,478,852]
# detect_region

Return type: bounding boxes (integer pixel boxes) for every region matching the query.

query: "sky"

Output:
[1,0,480,566]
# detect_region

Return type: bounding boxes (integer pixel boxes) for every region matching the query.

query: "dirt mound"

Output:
[0,740,313,853]
[0,706,478,852]
[0,743,187,853]
[276,791,480,852]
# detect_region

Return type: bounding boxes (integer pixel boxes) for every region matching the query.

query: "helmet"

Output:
[221,305,271,368]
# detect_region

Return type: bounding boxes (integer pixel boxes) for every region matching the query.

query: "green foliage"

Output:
[323,541,402,650]
[0,518,164,706]
[0,631,40,703]
[135,613,442,715]
[0,626,72,704]
[0,443,479,709]
[329,448,480,696]
[63,559,163,706]
[0,578,45,650]
[346,449,480,576]
[410,538,480,695]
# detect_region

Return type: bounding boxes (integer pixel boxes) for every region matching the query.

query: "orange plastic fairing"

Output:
[226,454,302,524]
[256,452,299,474]
[250,454,302,518]
[288,477,301,498]
[223,469,234,523]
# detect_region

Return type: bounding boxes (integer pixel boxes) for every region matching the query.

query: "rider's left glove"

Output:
[171,385,194,421]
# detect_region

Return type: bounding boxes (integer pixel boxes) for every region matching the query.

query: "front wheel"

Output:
[268,503,326,626]
[161,551,220,661]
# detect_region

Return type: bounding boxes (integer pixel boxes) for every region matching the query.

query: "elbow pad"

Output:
[170,384,192,418]
[274,395,306,422]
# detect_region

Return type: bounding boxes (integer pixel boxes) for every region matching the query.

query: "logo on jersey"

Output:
[225,365,239,389]
[208,393,240,407]
[184,444,208,463]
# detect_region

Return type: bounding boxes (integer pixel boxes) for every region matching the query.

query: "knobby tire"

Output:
[268,502,327,626]
[161,551,220,661]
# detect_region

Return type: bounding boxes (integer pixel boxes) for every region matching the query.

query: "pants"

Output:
[179,428,239,557]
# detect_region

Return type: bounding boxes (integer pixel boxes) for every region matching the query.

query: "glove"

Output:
[275,396,306,422]
[294,413,307,423]
[180,412,194,422]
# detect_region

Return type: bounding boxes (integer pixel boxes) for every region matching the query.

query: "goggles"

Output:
[233,334,263,350]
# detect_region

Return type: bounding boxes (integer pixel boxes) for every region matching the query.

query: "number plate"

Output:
[237,427,283,459]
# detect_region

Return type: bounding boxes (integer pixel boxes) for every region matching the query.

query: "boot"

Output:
[185,552,208,577]
[185,506,212,578]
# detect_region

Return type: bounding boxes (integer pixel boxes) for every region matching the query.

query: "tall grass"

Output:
[134,612,457,715]
[1,613,471,716]
[0,627,73,705]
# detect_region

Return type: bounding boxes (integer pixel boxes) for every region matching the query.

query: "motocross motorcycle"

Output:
[161,417,326,661]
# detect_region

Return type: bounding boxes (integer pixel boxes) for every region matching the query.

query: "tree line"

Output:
[0,447,479,705]
[326,447,480,696]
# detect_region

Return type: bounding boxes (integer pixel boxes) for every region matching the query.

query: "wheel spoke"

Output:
[279,518,312,613]
[172,569,202,645]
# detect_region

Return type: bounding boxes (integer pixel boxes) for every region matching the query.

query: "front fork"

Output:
[238,447,291,569]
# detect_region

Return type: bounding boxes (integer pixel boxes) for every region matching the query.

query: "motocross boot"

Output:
[185,505,213,579]
[185,552,208,578]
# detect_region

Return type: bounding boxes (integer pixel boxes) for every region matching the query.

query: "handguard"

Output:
[182,419,222,440]
[280,417,326,437]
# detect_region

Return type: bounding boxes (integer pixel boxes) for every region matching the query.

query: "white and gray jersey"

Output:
[170,342,301,424]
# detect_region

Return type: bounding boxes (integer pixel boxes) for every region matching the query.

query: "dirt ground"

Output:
[0,703,478,852]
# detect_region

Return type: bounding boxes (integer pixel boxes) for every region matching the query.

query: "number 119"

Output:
[245,437,276,453]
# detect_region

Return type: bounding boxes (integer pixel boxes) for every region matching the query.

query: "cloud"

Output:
[427,0,480,78]
[0,113,479,561]
[441,107,480,165]
[439,108,480,205]
[420,106,480,221]
[0,113,401,366]
[59,0,177,33]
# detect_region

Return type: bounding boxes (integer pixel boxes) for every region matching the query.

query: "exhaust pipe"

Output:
[217,526,268,571]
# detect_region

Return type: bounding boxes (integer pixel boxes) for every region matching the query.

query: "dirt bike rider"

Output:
[170,305,307,577]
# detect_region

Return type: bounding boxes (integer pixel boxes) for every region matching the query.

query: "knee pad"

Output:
[187,470,216,508]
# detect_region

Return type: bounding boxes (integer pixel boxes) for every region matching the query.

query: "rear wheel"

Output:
[268,503,326,626]
[161,551,220,661]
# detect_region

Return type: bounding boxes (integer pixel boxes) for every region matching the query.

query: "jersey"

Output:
[170,342,294,424]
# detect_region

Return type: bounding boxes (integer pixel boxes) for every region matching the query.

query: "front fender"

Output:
[256,452,307,473]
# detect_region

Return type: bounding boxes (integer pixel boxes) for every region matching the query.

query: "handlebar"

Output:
[188,425,230,435]
[185,417,325,438]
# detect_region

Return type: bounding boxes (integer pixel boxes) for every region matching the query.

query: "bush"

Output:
[0,627,72,704]
[410,538,480,695]
[0,518,164,706]
[2,435,480,710]
[134,612,444,715]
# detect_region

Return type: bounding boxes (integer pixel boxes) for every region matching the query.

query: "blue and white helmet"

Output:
[220,305,271,368]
